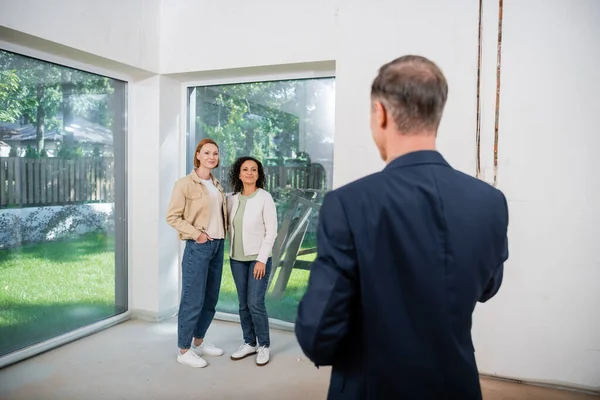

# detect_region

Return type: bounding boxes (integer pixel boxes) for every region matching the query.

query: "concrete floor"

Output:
[0,319,597,400]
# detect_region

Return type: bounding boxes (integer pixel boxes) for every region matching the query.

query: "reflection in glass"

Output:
[0,50,127,356]
[186,78,335,323]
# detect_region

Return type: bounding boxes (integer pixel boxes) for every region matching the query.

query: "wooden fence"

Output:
[0,157,326,209]
[212,163,327,194]
[0,157,114,208]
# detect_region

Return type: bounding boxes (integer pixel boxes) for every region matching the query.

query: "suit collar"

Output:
[384,150,450,170]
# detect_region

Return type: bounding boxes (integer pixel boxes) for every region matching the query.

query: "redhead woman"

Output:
[166,138,228,368]
[226,156,278,366]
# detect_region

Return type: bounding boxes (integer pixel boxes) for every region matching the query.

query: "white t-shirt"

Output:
[200,178,225,239]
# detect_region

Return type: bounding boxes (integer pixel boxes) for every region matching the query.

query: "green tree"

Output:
[0,51,62,151]
[0,50,115,153]
[0,70,21,122]
[199,79,335,195]
[196,81,314,166]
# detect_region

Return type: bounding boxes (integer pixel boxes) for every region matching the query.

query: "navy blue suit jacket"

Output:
[295,151,509,400]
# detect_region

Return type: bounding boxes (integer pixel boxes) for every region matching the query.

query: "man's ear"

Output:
[374,100,388,129]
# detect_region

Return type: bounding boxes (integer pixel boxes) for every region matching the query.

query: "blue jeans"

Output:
[230,258,272,347]
[177,239,224,349]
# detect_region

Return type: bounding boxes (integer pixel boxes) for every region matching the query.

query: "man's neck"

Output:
[385,133,436,164]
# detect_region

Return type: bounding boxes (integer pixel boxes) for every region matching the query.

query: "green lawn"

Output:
[0,234,314,356]
[0,233,120,356]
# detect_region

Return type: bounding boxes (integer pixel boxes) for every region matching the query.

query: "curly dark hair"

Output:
[229,156,266,194]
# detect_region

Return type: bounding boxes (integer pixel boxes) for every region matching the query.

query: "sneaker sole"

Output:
[177,359,207,368]
[256,359,270,367]
[230,351,257,361]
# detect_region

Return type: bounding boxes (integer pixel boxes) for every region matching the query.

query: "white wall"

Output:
[129,76,161,316]
[128,75,182,320]
[159,0,337,74]
[159,0,479,179]
[333,0,479,186]
[157,75,184,317]
[1,0,598,391]
[472,0,600,390]
[0,0,161,73]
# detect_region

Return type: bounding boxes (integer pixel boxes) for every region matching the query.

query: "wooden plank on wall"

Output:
[59,158,65,204]
[16,158,23,206]
[63,158,69,203]
[82,158,88,202]
[101,158,106,202]
[33,158,40,204]
[7,158,15,205]
[40,158,47,204]
[53,158,58,204]
[91,158,97,201]
[69,159,75,202]
[279,166,285,189]
[75,158,80,202]
[26,158,32,204]
[105,159,111,202]
[96,158,101,201]
[0,158,5,207]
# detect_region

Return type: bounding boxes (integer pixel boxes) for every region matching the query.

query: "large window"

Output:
[186,77,335,323]
[0,50,127,357]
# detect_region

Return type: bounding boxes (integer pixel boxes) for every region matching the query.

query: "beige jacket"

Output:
[165,170,228,241]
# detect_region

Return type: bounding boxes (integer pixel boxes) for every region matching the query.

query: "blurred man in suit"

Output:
[295,55,509,400]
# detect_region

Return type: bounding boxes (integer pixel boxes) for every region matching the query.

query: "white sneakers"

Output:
[177,341,224,368]
[256,346,270,366]
[231,343,270,366]
[177,349,208,368]
[192,341,225,357]
[230,343,258,360]
[178,341,270,367]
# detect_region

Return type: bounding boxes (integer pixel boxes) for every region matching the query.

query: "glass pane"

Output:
[187,78,335,323]
[0,50,127,356]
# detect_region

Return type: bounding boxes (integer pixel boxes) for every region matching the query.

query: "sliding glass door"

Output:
[186,77,335,323]
[0,49,128,357]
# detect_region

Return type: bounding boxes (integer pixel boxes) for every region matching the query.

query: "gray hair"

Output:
[371,55,448,134]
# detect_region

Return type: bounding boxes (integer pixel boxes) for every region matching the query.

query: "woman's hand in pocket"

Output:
[254,261,266,280]
[196,232,212,244]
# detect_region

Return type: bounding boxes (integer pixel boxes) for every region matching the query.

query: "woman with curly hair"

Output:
[226,156,278,366]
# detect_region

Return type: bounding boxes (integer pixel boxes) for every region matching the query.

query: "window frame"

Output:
[0,39,131,368]
[178,63,336,327]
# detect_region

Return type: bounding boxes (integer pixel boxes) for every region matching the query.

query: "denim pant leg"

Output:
[177,240,212,349]
[194,239,224,339]
[247,258,272,347]
[230,259,257,346]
